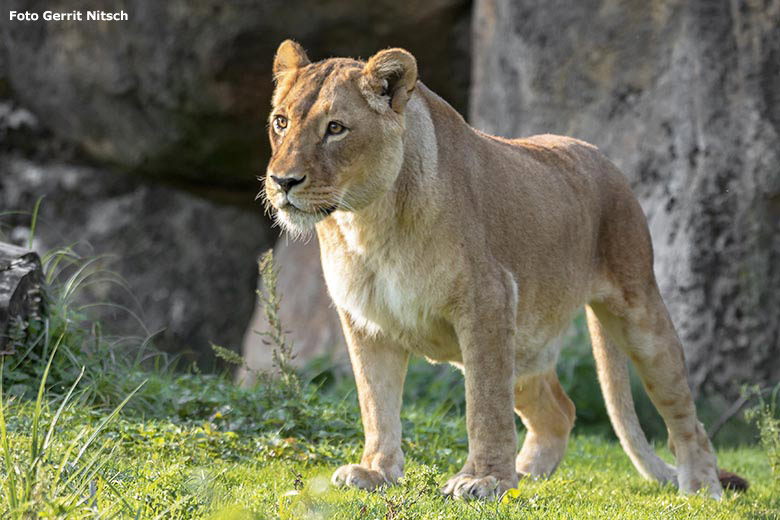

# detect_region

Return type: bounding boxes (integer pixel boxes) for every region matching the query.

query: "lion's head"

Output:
[263,40,417,237]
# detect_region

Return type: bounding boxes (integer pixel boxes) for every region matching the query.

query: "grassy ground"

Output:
[2,390,777,519]
[1,249,778,518]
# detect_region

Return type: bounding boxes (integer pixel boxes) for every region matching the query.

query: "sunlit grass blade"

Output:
[42,366,85,453]
[73,379,146,465]
[61,255,108,303]
[65,443,117,508]
[150,499,185,520]
[0,360,19,510]
[41,245,81,285]
[97,470,135,514]
[28,195,45,249]
[54,426,89,488]
[30,329,66,480]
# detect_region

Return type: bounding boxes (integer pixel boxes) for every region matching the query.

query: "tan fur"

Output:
[263,40,731,500]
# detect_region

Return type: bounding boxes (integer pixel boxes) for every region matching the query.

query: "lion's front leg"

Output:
[442,271,519,500]
[331,309,409,491]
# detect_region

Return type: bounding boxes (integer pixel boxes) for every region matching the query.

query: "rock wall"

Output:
[0,96,271,365]
[0,153,272,367]
[1,0,471,191]
[471,0,780,397]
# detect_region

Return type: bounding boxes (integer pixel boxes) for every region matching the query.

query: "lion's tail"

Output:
[585,305,678,484]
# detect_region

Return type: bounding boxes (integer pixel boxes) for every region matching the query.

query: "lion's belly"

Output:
[322,253,462,362]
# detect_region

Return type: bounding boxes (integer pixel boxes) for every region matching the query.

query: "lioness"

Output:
[263,40,744,500]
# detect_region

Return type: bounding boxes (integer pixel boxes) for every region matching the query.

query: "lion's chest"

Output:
[324,251,428,333]
[321,244,459,361]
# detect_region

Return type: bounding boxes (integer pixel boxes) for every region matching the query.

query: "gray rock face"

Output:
[1,0,471,191]
[471,0,780,397]
[0,156,273,366]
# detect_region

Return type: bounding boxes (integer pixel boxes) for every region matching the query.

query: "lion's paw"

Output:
[675,424,723,499]
[441,473,512,500]
[331,464,392,491]
[678,462,722,499]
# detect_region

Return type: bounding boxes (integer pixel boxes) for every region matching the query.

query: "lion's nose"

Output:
[271,175,306,194]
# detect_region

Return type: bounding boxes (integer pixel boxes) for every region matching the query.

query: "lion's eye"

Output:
[273,115,288,134]
[326,121,346,136]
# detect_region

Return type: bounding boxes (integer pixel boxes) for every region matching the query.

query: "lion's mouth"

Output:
[280,200,338,217]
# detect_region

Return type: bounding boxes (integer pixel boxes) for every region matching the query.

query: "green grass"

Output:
[0,239,777,518]
[2,390,777,519]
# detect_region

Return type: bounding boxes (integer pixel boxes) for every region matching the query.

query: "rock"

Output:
[0,156,273,367]
[1,0,471,192]
[471,0,780,397]
[0,242,43,351]
[237,237,347,386]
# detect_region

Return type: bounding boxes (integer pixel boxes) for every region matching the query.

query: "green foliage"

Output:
[0,241,362,516]
[0,338,144,518]
[1,245,169,412]
[28,195,44,249]
[3,401,777,520]
[746,385,780,486]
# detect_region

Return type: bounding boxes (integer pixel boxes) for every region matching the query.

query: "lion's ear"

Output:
[361,48,418,113]
[273,39,310,79]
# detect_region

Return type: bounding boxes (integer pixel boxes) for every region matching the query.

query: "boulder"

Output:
[1,0,471,191]
[0,156,273,367]
[471,0,780,397]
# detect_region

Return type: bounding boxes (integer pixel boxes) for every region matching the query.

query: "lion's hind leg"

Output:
[588,291,722,498]
[513,369,576,478]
